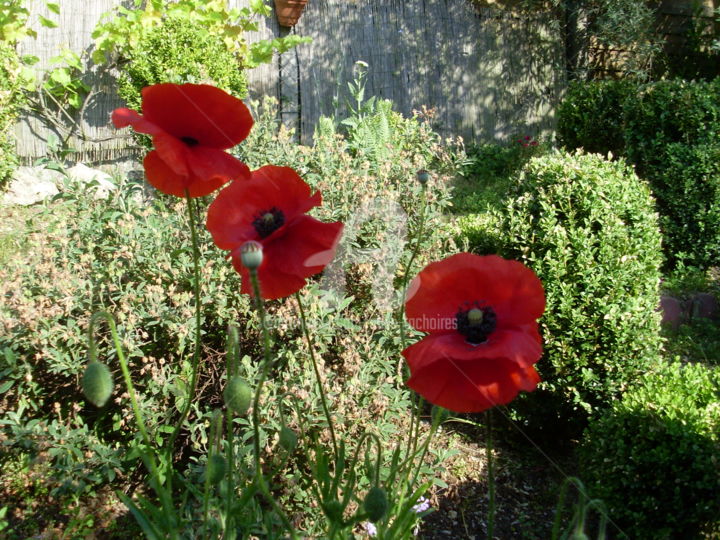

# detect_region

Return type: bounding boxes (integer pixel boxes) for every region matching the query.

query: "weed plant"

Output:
[0,91,461,536]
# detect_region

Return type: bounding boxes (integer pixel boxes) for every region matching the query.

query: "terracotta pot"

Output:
[274,0,308,27]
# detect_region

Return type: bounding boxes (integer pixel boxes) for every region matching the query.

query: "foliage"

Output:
[500,151,663,421]
[0,92,461,535]
[0,40,23,190]
[0,0,34,42]
[663,4,720,80]
[582,0,661,79]
[646,143,720,268]
[556,78,720,269]
[92,0,309,69]
[580,361,720,539]
[622,78,720,176]
[556,79,635,157]
[117,15,248,114]
[505,0,662,79]
[451,137,547,255]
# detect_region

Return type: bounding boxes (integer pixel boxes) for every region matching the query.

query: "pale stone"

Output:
[2,166,62,206]
[65,163,116,199]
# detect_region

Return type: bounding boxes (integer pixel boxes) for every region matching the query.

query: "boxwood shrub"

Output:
[501,151,663,421]
[623,78,720,175]
[118,16,248,114]
[580,361,720,539]
[556,79,636,158]
[647,142,720,268]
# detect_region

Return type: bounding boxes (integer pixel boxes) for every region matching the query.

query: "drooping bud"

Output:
[82,362,114,407]
[279,426,298,453]
[205,454,227,484]
[363,486,388,522]
[223,376,252,416]
[322,499,344,523]
[416,169,430,186]
[240,240,263,270]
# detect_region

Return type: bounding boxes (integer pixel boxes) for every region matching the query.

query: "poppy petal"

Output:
[250,166,322,217]
[206,166,325,250]
[152,133,191,177]
[186,146,251,183]
[144,151,230,198]
[263,216,343,277]
[232,257,308,300]
[402,325,541,372]
[111,108,163,135]
[141,84,253,149]
[405,253,545,332]
[405,352,541,413]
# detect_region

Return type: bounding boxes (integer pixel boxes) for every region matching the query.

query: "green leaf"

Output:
[0,381,14,394]
[38,15,58,28]
[49,68,71,87]
[46,2,60,14]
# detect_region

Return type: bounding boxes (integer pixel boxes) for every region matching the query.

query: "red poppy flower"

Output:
[111,83,253,197]
[403,253,545,413]
[206,165,344,300]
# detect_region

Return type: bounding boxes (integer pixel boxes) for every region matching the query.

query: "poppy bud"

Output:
[416,169,430,186]
[570,533,589,540]
[240,240,263,270]
[279,426,298,453]
[205,454,227,484]
[223,376,252,415]
[322,499,344,523]
[82,362,114,407]
[363,486,388,522]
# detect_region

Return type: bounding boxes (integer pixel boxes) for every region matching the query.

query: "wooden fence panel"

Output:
[14,0,565,162]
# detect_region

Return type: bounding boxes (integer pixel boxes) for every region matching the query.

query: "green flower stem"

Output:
[88,311,153,456]
[224,326,239,537]
[248,270,298,539]
[166,192,204,469]
[486,409,495,540]
[398,187,429,468]
[88,311,172,518]
[406,406,441,490]
[294,292,339,460]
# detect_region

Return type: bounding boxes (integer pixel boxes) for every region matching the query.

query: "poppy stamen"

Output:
[456,303,497,345]
[181,136,199,147]
[252,207,285,238]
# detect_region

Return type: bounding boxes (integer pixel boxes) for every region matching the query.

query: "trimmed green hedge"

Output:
[580,361,720,539]
[623,78,720,176]
[648,143,720,267]
[557,78,720,269]
[556,79,635,158]
[502,151,663,419]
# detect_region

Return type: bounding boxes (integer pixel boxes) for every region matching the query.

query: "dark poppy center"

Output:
[252,207,285,238]
[181,136,199,147]
[456,303,497,345]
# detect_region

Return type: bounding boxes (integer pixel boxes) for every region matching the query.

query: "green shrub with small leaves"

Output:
[646,142,720,268]
[501,151,663,421]
[580,361,720,539]
[556,79,636,157]
[0,41,23,190]
[118,16,248,113]
[622,78,720,176]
